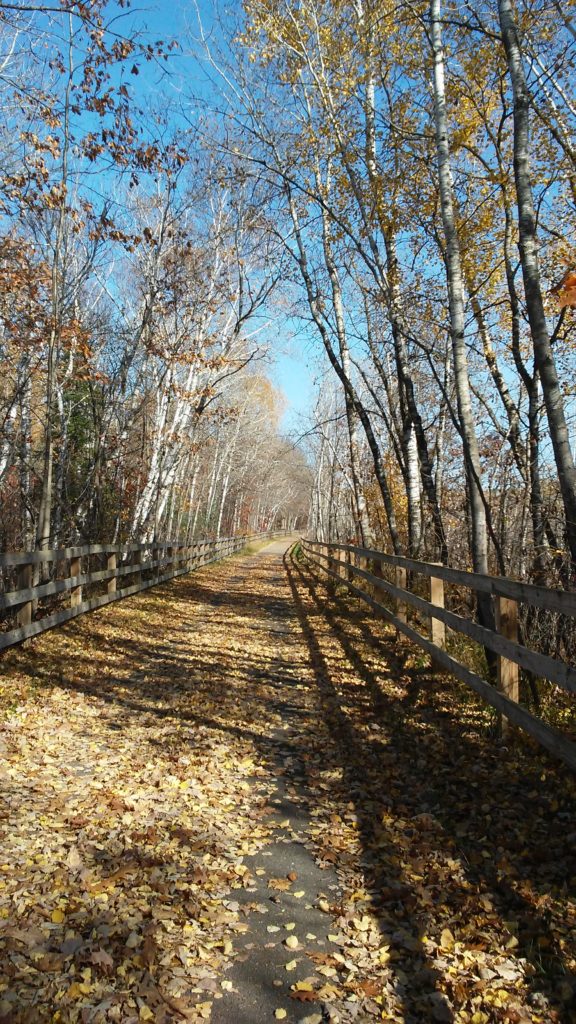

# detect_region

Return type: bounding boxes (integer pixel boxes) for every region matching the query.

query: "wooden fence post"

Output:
[347,547,354,583]
[133,548,142,588]
[70,555,82,609]
[371,557,384,602]
[17,562,33,633]
[430,569,446,670]
[107,553,117,594]
[496,594,519,736]
[328,543,337,580]
[395,565,407,628]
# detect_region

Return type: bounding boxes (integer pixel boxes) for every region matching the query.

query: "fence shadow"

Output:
[3,543,575,1022]
[288,548,576,1023]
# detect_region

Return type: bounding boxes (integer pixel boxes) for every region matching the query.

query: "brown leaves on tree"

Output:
[551,268,576,309]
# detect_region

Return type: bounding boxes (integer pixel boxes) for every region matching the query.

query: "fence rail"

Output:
[0,531,288,653]
[301,539,576,771]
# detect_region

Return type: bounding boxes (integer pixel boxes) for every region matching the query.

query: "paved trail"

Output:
[199,539,346,1024]
[0,540,370,1024]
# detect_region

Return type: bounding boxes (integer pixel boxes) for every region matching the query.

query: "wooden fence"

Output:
[0,532,288,653]
[301,539,576,771]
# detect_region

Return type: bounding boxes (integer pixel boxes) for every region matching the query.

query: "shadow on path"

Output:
[287,547,576,1023]
[3,542,575,1023]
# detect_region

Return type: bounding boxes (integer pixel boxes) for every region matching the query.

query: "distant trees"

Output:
[2,0,576,585]
[0,2,310,551]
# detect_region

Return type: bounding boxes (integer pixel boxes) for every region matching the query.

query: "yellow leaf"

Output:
[285,959,297,971]
[440,928,454,951]
[51,909,65,924]
[285,935,299,949]
[316,965,337,977]
[275,1010,287,1019]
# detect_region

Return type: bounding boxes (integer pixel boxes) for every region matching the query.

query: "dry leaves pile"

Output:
[0,542,575,1024]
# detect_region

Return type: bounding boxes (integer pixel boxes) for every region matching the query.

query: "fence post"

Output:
[395,565,407,628]
[167,546,174,577]
[328,543,337,579]
[107,553,117,594]
[347,547,354,583]
[496,594,519,736]
[133,548,142,588]
[17,562,33,634]
[430,568,446,670]
[70,555,82,609]
[371,556,383,602]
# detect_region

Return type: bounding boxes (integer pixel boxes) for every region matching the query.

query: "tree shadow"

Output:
[3,544,575,1022]
[289,549,576,1023]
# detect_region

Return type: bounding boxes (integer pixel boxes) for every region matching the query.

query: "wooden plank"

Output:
[0,564,130,608]
[304,540,576,615]
[0,541,181,569]
[0,561,192,653]
[0,532,276,654]
[304,544,576,693]
[0,544,121,567]
[305,548,576,772]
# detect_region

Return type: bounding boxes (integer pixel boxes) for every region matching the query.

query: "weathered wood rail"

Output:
[301,539,576,771]
[0,532,287,652]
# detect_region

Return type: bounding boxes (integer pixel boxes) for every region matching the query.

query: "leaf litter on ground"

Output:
[0,543,574,1024]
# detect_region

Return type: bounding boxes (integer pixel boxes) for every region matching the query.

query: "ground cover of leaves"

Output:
[0,540,575,1024]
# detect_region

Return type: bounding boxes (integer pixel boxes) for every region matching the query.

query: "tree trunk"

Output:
[499,0,576,569]
[430,0,492,630]
[318,180,373,546]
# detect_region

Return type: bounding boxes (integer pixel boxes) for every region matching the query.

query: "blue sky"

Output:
[115,0,317,434]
